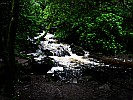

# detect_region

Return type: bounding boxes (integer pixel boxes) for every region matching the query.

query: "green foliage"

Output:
[42,0,133,55]
[15,0,45,52]
[80,13,126,54]
[14,0,133,55]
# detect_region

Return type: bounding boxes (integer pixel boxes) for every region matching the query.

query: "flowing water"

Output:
[27,31,133,83]
[27,31,110,83]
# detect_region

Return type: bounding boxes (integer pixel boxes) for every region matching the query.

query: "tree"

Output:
[0,0,19,97]
[16,0,46,53]
[43,0,133,54]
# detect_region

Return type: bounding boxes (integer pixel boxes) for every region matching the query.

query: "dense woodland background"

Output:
[0,0,133,99]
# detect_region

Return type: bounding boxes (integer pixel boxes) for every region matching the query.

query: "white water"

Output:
[27,31,109,83]
[40,32,100,69]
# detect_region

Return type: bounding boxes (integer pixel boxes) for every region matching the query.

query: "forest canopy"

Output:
[41,0,133,55]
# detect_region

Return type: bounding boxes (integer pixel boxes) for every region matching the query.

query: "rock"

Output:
[31,57,54,75]
[15,57,30,66]
[55,50,70,57]
[42,49,53,56]
[53,46,70,57]
[70,44,85,56]
[38,45,53,56]
[63,50,71,56]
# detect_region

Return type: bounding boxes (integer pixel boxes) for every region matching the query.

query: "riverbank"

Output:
[1,31,133,100]
[1,53,133,100]
[14,73,133,100]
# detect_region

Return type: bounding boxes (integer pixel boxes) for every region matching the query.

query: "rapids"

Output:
[27,31,109,83]
[27,31,133,83]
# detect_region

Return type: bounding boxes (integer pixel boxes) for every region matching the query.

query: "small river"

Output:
[27,31,132,83]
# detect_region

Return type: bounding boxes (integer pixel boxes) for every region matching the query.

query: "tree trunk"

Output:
[3,0,19,98]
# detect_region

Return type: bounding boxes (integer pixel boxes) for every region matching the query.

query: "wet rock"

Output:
[54,46,70,57]
[31,57,54,75]
[42,49,53,56]
[70,44,85,56]
[64,50,71,56]
[55,50,70,57]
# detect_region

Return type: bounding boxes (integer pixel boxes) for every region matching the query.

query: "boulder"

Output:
[31,57,54,75]
[41,49,53,56]
[54,46,70,57]
[70,44,85,56]
[63,50,71,56]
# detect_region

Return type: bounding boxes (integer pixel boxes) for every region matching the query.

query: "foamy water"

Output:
[27,31,108,82]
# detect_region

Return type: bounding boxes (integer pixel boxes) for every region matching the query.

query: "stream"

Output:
[27,31,133,84]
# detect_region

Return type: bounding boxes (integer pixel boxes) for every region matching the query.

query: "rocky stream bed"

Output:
[1,31,133,100]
